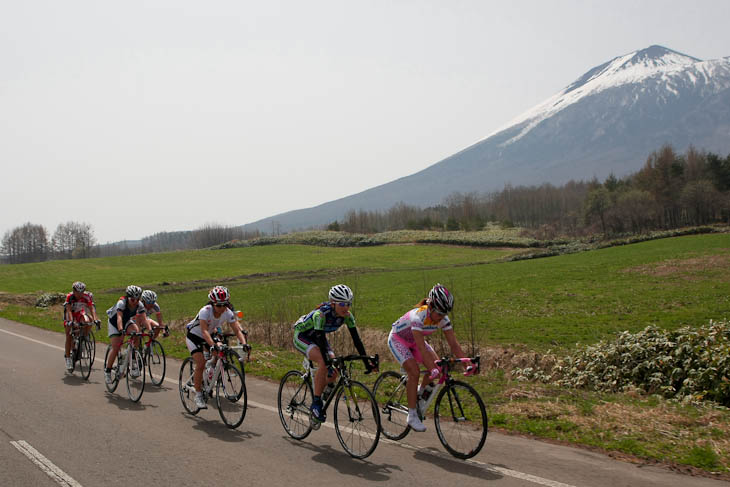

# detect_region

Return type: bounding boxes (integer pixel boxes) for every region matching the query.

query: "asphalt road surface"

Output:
[1,317,726,487]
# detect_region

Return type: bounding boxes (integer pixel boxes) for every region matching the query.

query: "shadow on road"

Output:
[412,448,501,481]
[104,392,159,411]
[138,384,173,394]
[282,437,402,481]
[61,374,94,386]
[183,413,262,443]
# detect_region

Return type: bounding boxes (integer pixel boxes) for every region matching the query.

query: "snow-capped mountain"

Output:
[243,45,730,233]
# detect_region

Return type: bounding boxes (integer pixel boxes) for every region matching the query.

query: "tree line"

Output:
[329,145,730,237]
[1,222,262,264]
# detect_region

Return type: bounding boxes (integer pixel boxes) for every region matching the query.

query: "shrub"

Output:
[515,320,730,405]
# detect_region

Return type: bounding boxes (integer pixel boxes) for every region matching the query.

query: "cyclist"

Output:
[185,286,248,410]
[140,290,167,339]
[293,284,377,425]
[62,281,100,371]
[387,283,473,432]
[104,285,148,384]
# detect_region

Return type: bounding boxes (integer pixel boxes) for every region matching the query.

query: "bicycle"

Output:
[373,356,487,459]
[66,321,93,380]
[142,325,169,386]
[178,340,250,429]
[103,331,146,402]
[277,354,381,459]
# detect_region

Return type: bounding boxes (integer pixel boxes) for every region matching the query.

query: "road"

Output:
[0,317,726,487]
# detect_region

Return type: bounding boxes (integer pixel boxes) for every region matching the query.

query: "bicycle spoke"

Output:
[334,380,380,459]
[373,371,410,440]
[277,370,313,440]
[178,358,199,415]
[217,364,247,428]
[434,381,488,459]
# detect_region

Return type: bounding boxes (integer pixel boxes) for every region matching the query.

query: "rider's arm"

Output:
[63,303,71,322]
[155,311,163,327]
[200,319,215,348]
[229,320,247,345]
[116,310,124,332]
[443,328,467,359]
[413,329,438,371]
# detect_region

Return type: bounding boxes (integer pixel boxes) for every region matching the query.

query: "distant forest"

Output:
[2,145,729,264]
[328,145,730,238]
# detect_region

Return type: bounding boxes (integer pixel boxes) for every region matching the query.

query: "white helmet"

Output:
[141,290,157,305]
[126,285,143,299]
[328,284,353,303]
[72,281,86,292]
[428,283,454,314]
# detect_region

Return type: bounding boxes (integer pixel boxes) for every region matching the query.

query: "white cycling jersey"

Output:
[186,304,236,339]
[391,305,452,344]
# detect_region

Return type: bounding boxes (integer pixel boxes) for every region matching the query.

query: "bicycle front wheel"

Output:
[334,380,380,459]
[126,347,145,402]
[277,370,313,440]
[178,357,199,415]
[88,330,96,367]
[216,363,247,429]
[373,371,410,440]
[103,345,120,393]
[78,337,93,380]
[434,380,488,459]
[147,340,166,386]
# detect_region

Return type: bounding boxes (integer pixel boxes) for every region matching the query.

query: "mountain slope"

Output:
[243,46,730,233]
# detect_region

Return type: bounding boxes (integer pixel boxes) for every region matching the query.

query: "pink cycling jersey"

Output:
[391,305,452,344]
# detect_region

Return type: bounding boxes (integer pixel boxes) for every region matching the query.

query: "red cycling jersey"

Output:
[64,291,95,322]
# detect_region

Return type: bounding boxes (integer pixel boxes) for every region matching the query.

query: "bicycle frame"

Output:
[303,354,378,414]
[417,357,479,415]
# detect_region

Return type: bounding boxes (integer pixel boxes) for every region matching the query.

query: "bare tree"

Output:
[1,223,50,263]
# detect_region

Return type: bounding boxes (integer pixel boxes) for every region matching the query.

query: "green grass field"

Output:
[1,232,730,473]
[2,233,727,350]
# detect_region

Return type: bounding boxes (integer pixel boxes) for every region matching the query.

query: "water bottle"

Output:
[421,382,435,402]
[322,383,335,401]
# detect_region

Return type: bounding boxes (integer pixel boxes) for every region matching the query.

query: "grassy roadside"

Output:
[1,231,729,475]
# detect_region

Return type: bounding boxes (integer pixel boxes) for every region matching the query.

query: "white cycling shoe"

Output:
[194,393,208,410]
[65,356,73,371]
[408,413,427,432]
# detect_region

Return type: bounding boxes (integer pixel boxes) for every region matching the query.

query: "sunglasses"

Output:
[214,303,228,308]
[335,301,352,307]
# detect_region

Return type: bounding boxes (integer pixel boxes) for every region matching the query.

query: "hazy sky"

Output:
[2,1,729,243]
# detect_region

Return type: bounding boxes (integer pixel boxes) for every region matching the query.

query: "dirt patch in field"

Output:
[623,254,730,281]
[0,292,38,307]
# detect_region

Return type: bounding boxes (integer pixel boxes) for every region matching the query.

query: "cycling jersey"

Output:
[64,291,95,321]
[293,303,366,361]
[294,302,356,337]
[391,305,452,344]
[106,297,146,327]
[186,305,236,340]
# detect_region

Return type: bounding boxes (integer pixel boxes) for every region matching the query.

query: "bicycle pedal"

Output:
[310,419,321,430]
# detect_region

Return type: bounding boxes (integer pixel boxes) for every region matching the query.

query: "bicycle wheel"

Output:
[229,350,245,378]
[179,357,199,415]
[69,340,78,374]
[334,380,380,459]
[277,370,313,440]
[78,337,93,380]
[88,330,96,367]
[146,340,166,386]
[103,345,120,393]
[373,371,410,440]
[434,380,488,459]
[126,347,145,402]
[216,363,247,428]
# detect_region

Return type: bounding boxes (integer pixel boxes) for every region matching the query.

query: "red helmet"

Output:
[208,286,230,304]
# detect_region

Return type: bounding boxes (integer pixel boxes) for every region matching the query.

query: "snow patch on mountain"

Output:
[484,46,730,148]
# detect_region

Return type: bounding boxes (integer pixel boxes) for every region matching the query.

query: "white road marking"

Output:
[2,325,577,487]
[10,440,83,487]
